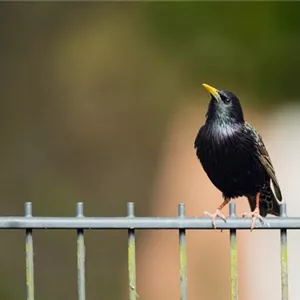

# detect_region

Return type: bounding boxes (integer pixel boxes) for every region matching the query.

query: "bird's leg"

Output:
[242,192,264,231]
[204,198,230,228]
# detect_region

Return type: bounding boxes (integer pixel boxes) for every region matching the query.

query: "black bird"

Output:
[194,83,282,230]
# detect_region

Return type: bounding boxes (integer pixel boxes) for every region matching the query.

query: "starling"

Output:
[194,83,282,230]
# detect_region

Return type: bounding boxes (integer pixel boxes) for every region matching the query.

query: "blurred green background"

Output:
[0,2,300,299]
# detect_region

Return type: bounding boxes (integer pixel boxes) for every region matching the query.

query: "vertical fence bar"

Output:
[280,203,288,300]
[25,202,35,300]
[127,202,137,300]
[229,202,238,300]
[178,203,187,300]
[76,202,86,300]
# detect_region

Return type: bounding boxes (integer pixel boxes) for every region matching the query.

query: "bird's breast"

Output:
[196,123,250,164]
[195,123,266,197]
[199,123,247,154]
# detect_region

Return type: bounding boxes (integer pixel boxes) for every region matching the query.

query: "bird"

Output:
[194,83,282,230]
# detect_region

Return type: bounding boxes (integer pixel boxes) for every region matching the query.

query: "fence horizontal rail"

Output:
[0,215,298,230]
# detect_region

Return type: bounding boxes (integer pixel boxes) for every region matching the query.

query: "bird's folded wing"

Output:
[257,136,282,201]
[245,122,282,201]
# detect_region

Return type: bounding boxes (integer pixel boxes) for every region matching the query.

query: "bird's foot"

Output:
[242,208,264,231]
[204,209,227,228]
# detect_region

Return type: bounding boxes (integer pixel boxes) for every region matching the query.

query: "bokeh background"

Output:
[1,2,300,300]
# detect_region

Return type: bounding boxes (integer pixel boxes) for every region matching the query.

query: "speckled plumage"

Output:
[195,85,282,217]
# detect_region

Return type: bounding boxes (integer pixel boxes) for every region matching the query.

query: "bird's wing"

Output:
[245,122,282,201]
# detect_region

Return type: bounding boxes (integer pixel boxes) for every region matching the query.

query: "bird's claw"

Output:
[204,209,227,229]
[242,208,264,231]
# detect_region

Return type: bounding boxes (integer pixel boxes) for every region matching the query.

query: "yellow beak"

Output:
[202,83,221,101]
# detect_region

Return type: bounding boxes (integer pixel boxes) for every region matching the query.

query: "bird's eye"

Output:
[221,95,231,104]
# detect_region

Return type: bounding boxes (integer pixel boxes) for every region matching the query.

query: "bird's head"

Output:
[202,83,244,125]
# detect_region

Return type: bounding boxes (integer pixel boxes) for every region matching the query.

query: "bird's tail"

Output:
[247,184,280,217]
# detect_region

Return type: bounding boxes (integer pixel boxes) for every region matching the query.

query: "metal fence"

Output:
[3,201,295,300]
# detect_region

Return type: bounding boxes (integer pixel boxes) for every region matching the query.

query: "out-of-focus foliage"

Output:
[0,2,299,299]
[144,2,300,105]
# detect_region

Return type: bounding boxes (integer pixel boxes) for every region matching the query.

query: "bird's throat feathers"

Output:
[205,98,244,126]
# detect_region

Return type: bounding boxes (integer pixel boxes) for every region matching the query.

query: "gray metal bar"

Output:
[76,202,86,300]
[1,216,300,229]
[229,203,238,300]
[25,202,35,300]
[127,203,137,300]
[178,203,187,300]
[280,203,288,300]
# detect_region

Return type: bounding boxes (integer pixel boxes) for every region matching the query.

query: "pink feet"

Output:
[242,208,264,231]
[204,209,227,228]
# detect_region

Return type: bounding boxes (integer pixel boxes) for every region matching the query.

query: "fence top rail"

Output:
[0,216,299,230]
[1,202,293,230]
